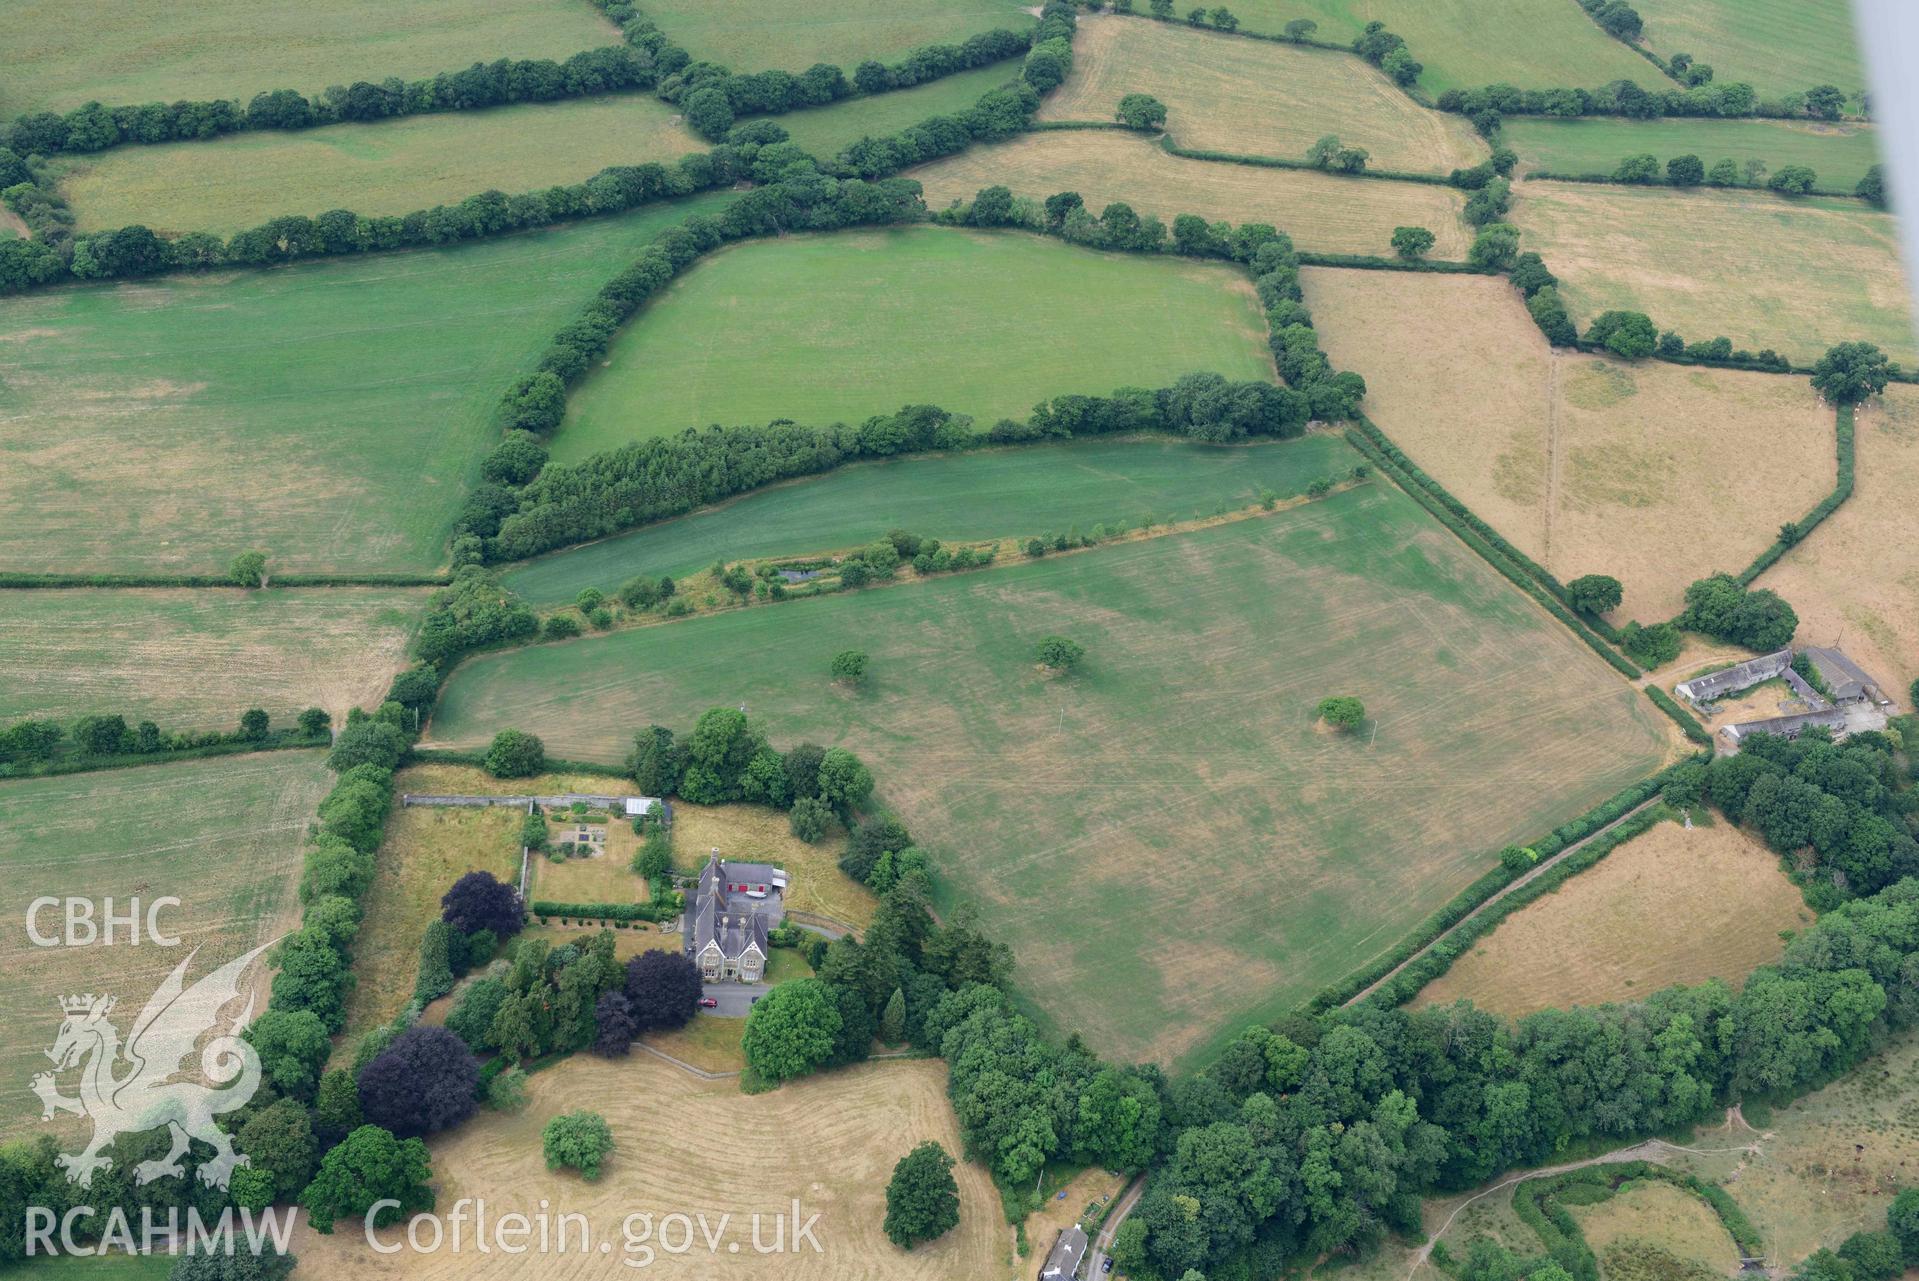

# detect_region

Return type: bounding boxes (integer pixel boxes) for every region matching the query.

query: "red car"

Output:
[698,997,719,1008]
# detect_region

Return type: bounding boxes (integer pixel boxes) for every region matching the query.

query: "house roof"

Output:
[1674,649,1791,702]
[1723,708,1851,742]
[684,853,783,961]
[1802,647,1888,704]
[1040,1225,1088,1280]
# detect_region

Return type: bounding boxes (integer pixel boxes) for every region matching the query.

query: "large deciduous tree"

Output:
[356,1026,480,1138]
[883,1141,961,1249]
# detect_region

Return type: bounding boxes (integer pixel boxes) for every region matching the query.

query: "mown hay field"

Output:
[1510,182,1916,365]
[1758,382,1919,704]
[777,61,1019,159]
[1504,117,1882,192]
[1300,268,1836,622]
[502,434,1357,605]
[0,587,425,728]
[0,0,618,118]
[0,752,330,1136]
[910,131,1471,258]
[1416,817,1809,1018]
[1635,0,1865,103]
[556,226,1276,461]
[1037,16,1484,175]
[635,0,1032,73]
[0,194,730,577]
[291,1056,1006,1279]
[430,479,1670,1067]
[57,96,703,237]
[1194,0,1659,94]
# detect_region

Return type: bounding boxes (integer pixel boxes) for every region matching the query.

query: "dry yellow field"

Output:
[1573,1181,1741,1275]
[0,587,425,729]
[57,95,704,237]
[1511,182,1917,365]
[1757,383,1919,704]
[290,1055,1006,1279]
[911,131,1470,258]
[1301,268,1838,621]
[1417,817,1809,1018]
[1037,16,1484,175]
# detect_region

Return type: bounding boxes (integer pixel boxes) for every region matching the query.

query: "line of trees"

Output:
[668,27,1031,140]
[1439,76,1854,133]
[0,706,330,776]
[1537,153,1883,203]
[1,47,656,159]
[1,140,756,294]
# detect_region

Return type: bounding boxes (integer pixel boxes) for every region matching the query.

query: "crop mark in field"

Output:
[1544,350,1562,565]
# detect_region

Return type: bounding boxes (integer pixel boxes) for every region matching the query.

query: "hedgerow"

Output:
[1307,762,1688,1011]
[1736,404,1854,584]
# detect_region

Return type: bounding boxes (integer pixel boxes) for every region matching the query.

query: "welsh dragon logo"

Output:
[31,941,273,1190]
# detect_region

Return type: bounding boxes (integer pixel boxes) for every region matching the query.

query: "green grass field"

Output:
[1039,17,1484,175]
[1512,182,1915,365]
[1179,0,1659,94]
[0,587,426,728]
[1634,0,1865,102]
[503,434,1357,603]
[555,227,1275,462]
[1505,117,1881,191]
[56,95,702,236]
[14,1255,173,1281]
[0,752,330,1135]
[0,193,730,577]
[0,0,618,118]
[777,61,1019,159]
[637,0,1033,73]
[431,478,1670,1067]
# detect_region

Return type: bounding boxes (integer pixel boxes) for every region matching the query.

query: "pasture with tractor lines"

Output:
[1634,0,1867,103]
[1195,0,1660,94]
[631,0,1032,74]
[1302,268,1838,622]
[1510,181,1916,366]
[0,0,619,117]
[502,433,1357,606]
[555,226,1275,460]
[0,193,730,577]
[909,131,1472,258]
[291,1055,1007,1279]
[0,752,330,1136]
[54,94,703,237]
[1415,815,1809,1019]
[777,60,1021,161]
[1037,16,1485,175]
[0,587,425,729]
[1758,381,1919,702]
[1504,117,1882,192]
[430,478,1670,1066]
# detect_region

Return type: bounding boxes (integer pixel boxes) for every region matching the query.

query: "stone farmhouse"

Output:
[1674,645,1891,748]
[683,851,787,983]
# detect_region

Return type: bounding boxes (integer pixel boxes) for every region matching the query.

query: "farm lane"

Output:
[1087,1174,1148,1278]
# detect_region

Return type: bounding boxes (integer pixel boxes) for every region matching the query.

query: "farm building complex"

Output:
[1675,646,1892,747]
